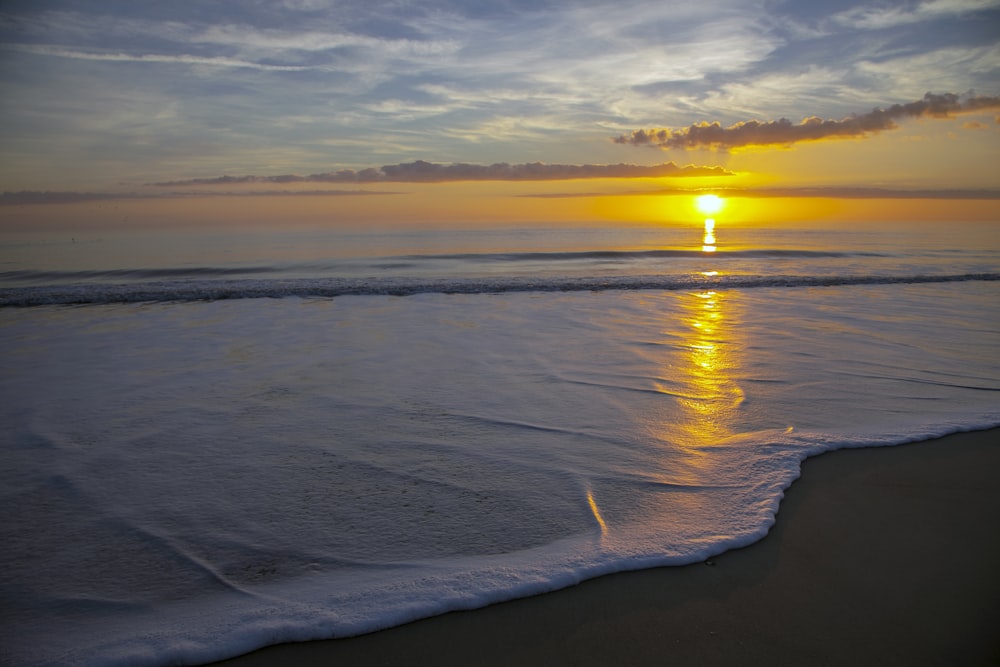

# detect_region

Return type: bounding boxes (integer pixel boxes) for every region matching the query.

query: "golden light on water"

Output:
[586,489,608,536]
[702,218,717,252]
[693,195,723,253]
[635,290,746,502]
[673,289,745,467]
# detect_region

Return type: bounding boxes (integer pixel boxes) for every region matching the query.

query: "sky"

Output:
[1,0,999,225]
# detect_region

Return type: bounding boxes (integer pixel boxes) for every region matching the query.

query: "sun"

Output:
[695,194,724,216]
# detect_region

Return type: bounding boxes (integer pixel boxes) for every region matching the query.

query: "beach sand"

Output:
[210,428,1000,666]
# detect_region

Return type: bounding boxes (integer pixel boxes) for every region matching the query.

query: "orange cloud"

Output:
[614,92,1000,151]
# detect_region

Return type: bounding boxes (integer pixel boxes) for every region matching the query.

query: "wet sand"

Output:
[211,428,1000,666]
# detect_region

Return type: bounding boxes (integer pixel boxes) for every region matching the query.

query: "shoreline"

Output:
[210,428,1000,666]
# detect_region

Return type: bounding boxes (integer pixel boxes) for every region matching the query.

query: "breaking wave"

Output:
[2,272,998,307]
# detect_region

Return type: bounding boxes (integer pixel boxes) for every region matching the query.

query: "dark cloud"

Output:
[152,160,733,186]
[0,189,397,205]
[0,191,144,205]
[614,93,1000,151]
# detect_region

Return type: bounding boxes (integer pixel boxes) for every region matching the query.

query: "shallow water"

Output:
[1,220,998,666]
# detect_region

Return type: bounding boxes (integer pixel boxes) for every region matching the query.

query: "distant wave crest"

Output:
[399,248,888,262]
[0,266,281,282]
[2,272,997,307]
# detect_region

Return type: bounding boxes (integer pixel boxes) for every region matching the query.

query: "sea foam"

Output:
[2,281,998,665]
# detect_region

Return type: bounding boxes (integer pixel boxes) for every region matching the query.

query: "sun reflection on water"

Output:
[702,218,717,252]
[586,488,608,537]
[671,289,745,471]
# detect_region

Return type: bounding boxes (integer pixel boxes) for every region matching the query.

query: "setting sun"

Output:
[695,194,724,216]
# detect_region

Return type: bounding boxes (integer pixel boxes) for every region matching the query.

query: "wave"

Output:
[399,248,889,262]
[0,248,889,284]
[0,248,884,285]
[0,266,282,282]
[2,272,997,307]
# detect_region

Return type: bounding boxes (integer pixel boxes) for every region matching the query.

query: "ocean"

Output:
[1,216,998,666]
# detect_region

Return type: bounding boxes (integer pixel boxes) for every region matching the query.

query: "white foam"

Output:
[1,283,998,666]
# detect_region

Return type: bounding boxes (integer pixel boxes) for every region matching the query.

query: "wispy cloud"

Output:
[2,44,312,71]
[830,0,1000,30]
[2,3,998,191]
[0,10,457,77]
[614,93,1000,151]
[852,45,1000,97]
[152,161,734,186]
[191,24,459,58]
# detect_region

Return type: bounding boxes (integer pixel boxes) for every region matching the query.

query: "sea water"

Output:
[1,219,998,666]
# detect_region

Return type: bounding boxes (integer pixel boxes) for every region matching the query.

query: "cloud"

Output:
[614,93,1000,151]
[152,161,734,186]
[191,24,458,58]
[7,186,998,207]
[0,191,137,205]
[722,186,1000,199]
[517,186,1000,200]
[3,44,311,71]
[519,186,1000,200]
[830,0,1000,30]
[0,190,396,206]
